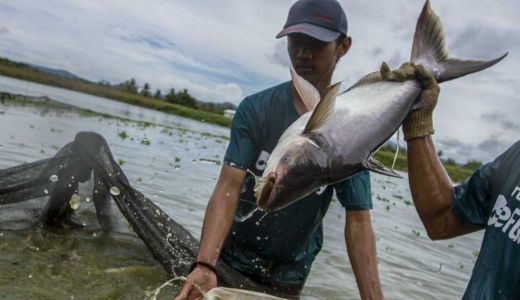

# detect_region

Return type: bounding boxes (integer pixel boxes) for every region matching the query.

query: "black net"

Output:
[0,131,263,290]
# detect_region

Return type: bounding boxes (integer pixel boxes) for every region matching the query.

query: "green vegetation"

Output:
[0,57,232,127]
[0,57,481,182]
[374,145,478,183]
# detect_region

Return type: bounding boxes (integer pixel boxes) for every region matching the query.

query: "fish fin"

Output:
[345,71,382,92]
[411,0,507,83]
[366,157,402,178]
[291,65,321,112]
[303,81,341,133]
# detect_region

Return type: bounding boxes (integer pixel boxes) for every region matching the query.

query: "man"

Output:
[397,63,520,299]
[176,0,383,299]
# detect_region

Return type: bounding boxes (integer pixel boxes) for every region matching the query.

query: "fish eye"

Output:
[282,156,294,165]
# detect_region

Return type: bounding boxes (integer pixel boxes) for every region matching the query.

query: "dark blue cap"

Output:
[276,0,348,42]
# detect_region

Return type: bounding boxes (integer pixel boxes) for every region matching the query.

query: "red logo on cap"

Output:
[314,13,333,23]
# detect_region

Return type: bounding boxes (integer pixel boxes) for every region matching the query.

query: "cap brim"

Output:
[276,23,341,42]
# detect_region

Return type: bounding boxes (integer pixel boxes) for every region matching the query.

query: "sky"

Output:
[0,0,518,163]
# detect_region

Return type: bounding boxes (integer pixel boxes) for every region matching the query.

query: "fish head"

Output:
[256,136,327,212]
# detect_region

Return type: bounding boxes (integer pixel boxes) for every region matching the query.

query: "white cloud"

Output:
[0,0,519,162]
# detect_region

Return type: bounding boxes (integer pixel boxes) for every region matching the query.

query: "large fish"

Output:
[256,0,507,212]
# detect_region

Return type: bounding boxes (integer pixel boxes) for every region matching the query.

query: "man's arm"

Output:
[175,164,245,300]
[345,210,383,300]
[407,136,481,240]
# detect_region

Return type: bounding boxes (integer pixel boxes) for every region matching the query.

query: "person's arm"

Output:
[407,136,482,240]
[345,210,384,300]
[175,164,246,300]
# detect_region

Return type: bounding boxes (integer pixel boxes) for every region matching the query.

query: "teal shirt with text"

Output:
[221,81,372,286]
[452,141,520,299]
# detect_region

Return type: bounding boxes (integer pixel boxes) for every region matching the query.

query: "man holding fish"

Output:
[398,46,520,300]
[175,0,382,299]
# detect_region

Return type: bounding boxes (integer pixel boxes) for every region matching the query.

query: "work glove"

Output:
[380,62,440,141]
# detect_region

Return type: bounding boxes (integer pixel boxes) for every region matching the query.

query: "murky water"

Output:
[0,76,483,299]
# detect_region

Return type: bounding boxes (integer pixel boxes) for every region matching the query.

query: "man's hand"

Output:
[381,62,440,140]
[175,266,217,300]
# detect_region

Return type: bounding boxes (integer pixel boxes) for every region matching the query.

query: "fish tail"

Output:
[411,0,507,83]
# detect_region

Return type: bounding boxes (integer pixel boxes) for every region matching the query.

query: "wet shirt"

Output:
[452,141,520,300]
[221,81,372,286]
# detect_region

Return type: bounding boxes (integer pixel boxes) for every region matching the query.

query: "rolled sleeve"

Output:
[451,156,502,226]
[334,171,372,210]
[224,99,257,170]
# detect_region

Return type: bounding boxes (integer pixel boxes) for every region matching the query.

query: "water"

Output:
[0,76,484,299]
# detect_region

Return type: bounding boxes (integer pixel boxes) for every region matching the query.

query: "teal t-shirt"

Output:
[221,81,372,286]
[452,141,520,300]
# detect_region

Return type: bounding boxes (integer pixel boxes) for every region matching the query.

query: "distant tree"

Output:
[176,89,197,108]
[98,80,111,87]
[153,89,162,100]
[165,88,176,102]
[118,78,138,94]
[141,82,151,97]
[437,150,443,158]
[463,159,482,170]
[443,158,458,166]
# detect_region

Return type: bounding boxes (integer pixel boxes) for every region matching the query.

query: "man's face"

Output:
[287,33,349,89]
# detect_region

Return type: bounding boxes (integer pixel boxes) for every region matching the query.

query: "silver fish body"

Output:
[256,0,507,212]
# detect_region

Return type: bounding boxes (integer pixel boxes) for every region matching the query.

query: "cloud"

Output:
[477,136,513,162]
[0,0,519,162]
[271,40,290,69]
[436,138,474,162]
[480,111,520,131]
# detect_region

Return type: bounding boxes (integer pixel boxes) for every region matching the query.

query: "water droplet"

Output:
[0,232,4,237]
[256,236,261,240]
[259,212,268,222]
[240,207,259,222]
[69,194,80,210]
[43,188,49,195]
[28,274,33,279]
[109,187,120,196]
[92,232,97,237]
[85,196,91,202]
[49,175,58,182]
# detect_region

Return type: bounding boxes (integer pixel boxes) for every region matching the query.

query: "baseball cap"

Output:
[276,0,348,42]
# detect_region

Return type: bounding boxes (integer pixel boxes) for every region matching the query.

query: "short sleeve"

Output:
[451,150,505,226]
[223,99,258,170]
[334,171,372,210]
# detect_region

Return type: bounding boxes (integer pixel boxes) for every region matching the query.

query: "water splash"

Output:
[258,212,268,223]
[145,276,190,300]
[240,207,260,222]
[69,194,80,210]
[249,169,265,200]
[109,186,121,196]
[49,174,58,182]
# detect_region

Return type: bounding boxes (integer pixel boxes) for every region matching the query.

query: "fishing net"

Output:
[0,131,266,292]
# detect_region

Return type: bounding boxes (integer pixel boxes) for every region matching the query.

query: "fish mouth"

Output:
[257,172,278,213]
